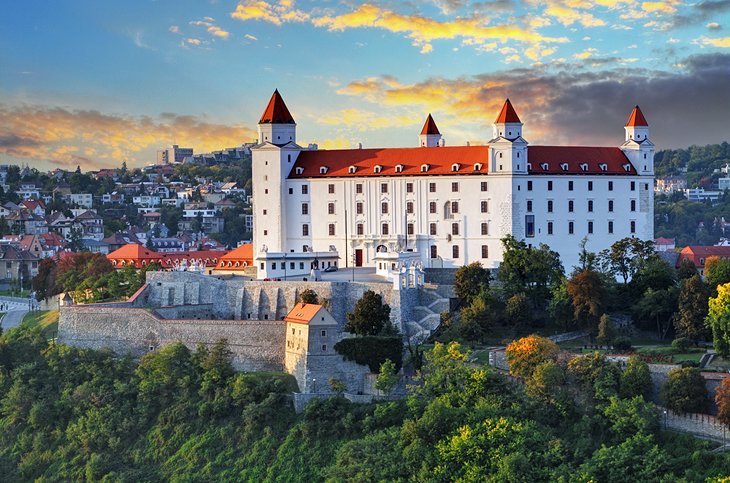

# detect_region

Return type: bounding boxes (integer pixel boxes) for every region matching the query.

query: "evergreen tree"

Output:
[345,290,392,336]
[675,274,710,342]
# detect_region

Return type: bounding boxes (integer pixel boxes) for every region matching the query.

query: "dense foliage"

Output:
[345,290,392,336]
[333,336,403,372]
[1,328,729,481]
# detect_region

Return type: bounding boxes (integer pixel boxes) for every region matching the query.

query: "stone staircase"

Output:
[404,285,452,345]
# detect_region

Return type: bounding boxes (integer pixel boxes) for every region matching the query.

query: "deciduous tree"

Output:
[454,262,490,306]
[620,357,652,400]
[505,335,560,379]
[707,283,730,357]
[705,256,730,295]
[675,274,710,342]
[345,290,392,336]
[715,377,730,428]
[597,314,617,348]
[567,269,607,335]
[661,367,709,413]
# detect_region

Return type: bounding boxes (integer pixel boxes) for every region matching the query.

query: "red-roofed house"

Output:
[676,246,730,275]
[654,237,676,252]
[213,243,253,274]
[107,243,228,273]
[250,91,655,280]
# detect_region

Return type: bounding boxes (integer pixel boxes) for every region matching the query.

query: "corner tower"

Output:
[419,114,443,147]
[488,99,528,174]
[621,105,654,175]
[252,90,301,257]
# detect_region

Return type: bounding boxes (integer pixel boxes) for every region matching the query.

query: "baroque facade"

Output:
[252,90,655,279]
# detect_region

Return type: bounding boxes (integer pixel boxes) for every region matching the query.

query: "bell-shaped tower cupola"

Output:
[258,89,296,145]
[419,114,443,147]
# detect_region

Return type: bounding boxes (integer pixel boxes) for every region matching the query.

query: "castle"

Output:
[251,90,655,279]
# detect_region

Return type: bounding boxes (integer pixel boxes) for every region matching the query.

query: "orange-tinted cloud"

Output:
[0,105,256,170]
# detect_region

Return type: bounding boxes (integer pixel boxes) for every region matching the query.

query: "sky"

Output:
[1,0,729,172]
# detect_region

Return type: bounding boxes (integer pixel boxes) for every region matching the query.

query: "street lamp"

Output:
[312,378,317,393]
[663,410,667,429]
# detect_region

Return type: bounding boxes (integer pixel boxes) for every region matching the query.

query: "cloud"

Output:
[231,1,567,54]
[244,33,259,40]
[574,48,598,59]
[699,36,730,47]
[169,25,180,34]
[186,38,203,45]
[316,108,416,130]
[334,53,730,149]
[189,18,231,39]
[671,0,730,28]
[544,5,606,27]
[0,105,257,170]
[707,22,721,30]
[420,43,433,54]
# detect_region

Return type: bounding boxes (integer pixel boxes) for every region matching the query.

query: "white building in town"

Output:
[251,90,655,280]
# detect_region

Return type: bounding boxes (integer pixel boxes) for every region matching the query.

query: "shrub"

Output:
[671,337,692,352]
[613,337,632,352]
[334,336,402,373]
[661,367,709,413]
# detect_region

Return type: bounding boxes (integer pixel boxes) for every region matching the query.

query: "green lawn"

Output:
[21,310,59,340]
[0,289,31,297]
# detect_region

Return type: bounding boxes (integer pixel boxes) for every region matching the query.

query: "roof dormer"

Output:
[395,164,404,173]
[560,163,569,171]
[451,163,460,172]
[374,165,382,173]
[473,163,482,171]
[421,164,430,172]
[348,165,357,174]
[319,166,328,175]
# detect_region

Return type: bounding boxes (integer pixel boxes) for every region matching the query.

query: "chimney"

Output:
[358,143,362,149]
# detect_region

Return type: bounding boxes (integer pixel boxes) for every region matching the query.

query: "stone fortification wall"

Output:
[153,304,215,320]
[423,268,459,285]
[59,306,285,372]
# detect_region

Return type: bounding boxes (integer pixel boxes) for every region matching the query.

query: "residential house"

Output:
[0,245,39,282]
[68,193,93,209]
[20,199,46,217]
[676,245,730,276]
[74,210,104,241]
[16,183,40,200]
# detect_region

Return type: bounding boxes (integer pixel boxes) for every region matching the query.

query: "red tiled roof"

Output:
[216,244,253,269]
[626,105,648,127]
[108,244,159,261]
[289,146,490,178]
[284,303,322,324]
[527,146,636,175]
[677,245,730,268]
[654,237,675,244]
[420,114,440,135]
[289,145,635,178]
[107,244,228,269]
[495,99,521,123]
[259,89,295,124]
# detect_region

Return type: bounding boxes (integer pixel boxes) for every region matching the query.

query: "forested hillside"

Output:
[1,324,729,481]
[655,142,730,186]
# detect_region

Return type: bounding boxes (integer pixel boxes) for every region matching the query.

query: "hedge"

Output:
[334,336,403,373]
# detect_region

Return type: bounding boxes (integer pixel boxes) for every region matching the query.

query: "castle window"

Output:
[430,223,437,235]
[481,201,488,213]
[357,223,363,235]
[406,182,413,193]
[320,166,328,174]
[302,224,309,236]
[580,163,588,171]
[599,163,608,171]
[608,220,614,234]
[328,203,335,214]
[302,203,308,215]
[407,223,414,235]
[302,185,308,194]
[356,202,363,214]
[421,164,430,172]
[272,262,276,269]
[452,223,459,235]
[547,221,553,235]
[300,262,304,269]
[499,152,503,158]
[429,182,436,193]
[569,181,574,191]
[322,344,327,352]
[568,221,574,234]
[548,180,553,191]
[623,164,632,172]
[452,245,460,258]
[588,221,594,234]
[608,200,614,212]
[328,184,335,194]
[356,183,362,194]
[451,201,459,214]
[348,165,357,174]
[374,165,382,173]
[527,180,533,191]
[527,200,533,212]
[630,220,636,234]
[631,181,636,191]
[481,181,488,191]
[452,182,459,192]
[588,200,593,212]
[381,202,388,214]
[548,200,553,212]
[631,199,636,211]
[482,245,488,258]
[644,153,647,159]
[288,154,291,162]
[474,163,482,171]
[568,200,574,212]
[481,222,489,235]
[429,202,437,214]
[328,224,335,236]
[541,163,549,171]
[263,230,268,235]
[407,201,414,214]
[321,330,327,337]
[588,181,593,191]
[430,245,438,258]
[381,183,388,193]
[525,215,535,238]
[608,181,613,191]
[382,223,389,235]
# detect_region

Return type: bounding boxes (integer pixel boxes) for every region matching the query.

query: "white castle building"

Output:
[251,90,654,279]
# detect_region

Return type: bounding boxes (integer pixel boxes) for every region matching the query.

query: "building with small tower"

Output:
[251,91,654,279]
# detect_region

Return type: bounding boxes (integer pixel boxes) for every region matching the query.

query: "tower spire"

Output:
[419,113,443,147]
[494,99,521,124]
[625,105,648,127]
[259,89,295,124]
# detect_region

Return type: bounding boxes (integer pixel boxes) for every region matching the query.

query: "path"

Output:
[0,296,33,331]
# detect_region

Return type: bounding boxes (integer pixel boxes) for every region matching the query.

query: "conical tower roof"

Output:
[494,98,521,123]
[625,105,648,126]
[259,89,295,124]
[420,114,441,135]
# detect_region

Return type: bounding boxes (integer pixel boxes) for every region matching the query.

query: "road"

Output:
[0,296,34,331]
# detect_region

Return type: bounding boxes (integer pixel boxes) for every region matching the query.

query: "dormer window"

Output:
[348,165,357,174]
[623,163,631,172]
[541,163,549,170]
[421,164,430,172]
[580,163,588,172]
[374,165,382,173]
[295,167,304,175]
[319,166,328,175]
[451,163,460,172]
[395,164,404,173]
[527,163,532,170]
[560,163,569,171]
[473,163,482,171]
[599,163,608,172]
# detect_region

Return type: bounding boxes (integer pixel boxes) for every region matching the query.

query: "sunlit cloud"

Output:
[0,105,256,170]
[244,33,259,40]
[698,36,730,47]
[190,18,231,39]
[230,0,310,26]
[544,5,606,27]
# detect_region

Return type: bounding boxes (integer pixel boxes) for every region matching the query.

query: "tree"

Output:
[548,277,574,329]
[715,377,730,428]
[329,378,346,395]
[298,289,319,305]
[458,297,487,344]
[505,335,560,379]
[580,434,669,482]
[705,256,730,294]
[677,258,698,280]
[602,396,659,442]
[505,293,531,329]
[598,237,655,284]
[345,290,392,336]
[661,367,709,413]
[454,262,490,306]
[620,357,652,400]
[524,361,566,406]
[32,258,58,300]
[675,274,710,342]
[596,314,617,348]
[497,235,563,305]
[707,283,730,357]
[567,269,607,334]
[375,359,398,395]
[632,287,677,340]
